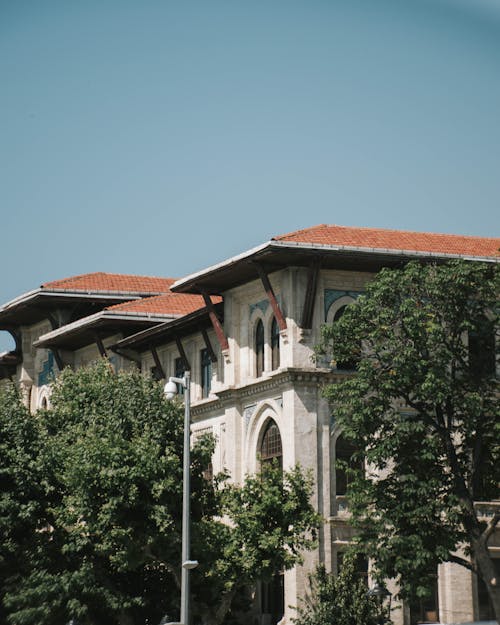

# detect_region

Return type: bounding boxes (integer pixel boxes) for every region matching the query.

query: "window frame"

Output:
[200,348,212,399]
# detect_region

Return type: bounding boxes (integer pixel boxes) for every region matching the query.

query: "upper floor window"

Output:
[255,319,265,378]
[335,434,359,497]
[469,315,496,379]
[200,348,212,399]
[271,317,280,370]
[336,551,369,586]
[175,356,185,396]
[260,419,283,469]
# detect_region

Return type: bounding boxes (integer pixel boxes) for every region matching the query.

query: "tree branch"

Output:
[447,554,476,573]
[483,511,500,545]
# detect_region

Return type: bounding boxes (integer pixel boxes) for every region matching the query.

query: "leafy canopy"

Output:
[294,552,381,625]
[0,360,319,625]
[318,260,499,609]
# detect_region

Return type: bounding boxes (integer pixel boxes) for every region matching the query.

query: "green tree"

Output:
[195,462,320,625]
[0,384,50,624]
[1,361,319,625]
[318,260,499,619]
[294,552,380,625]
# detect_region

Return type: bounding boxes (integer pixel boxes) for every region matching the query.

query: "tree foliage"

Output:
[294,552,380,625]
[318,260,499,618]
[0,360,319,625]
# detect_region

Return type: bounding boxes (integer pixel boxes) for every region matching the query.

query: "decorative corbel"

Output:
[150,344,166,380]
[199,291,230,358]
[201,328,217,363]
[175,337,191,372]
[253,263,287,331]
[94,332,107,358]
[301,257,322,329]
[51,348,65,372]
[110,347,142,366]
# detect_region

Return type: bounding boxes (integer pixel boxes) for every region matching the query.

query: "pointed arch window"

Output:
[256,319,265,377]
[271,317,280,370]
[259,418,284,622]
[260,419,282,469]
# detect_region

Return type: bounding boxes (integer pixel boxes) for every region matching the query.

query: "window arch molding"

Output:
[325,295,356,325]
[330,424,363,515]
[245,399,285,474]
[325,296,359,371]
[36,385,51,411]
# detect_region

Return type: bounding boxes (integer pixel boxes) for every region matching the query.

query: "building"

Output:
[1,224,499,625]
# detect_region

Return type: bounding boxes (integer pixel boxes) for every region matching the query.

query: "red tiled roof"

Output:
[106,293,222,316]
[274,224,500,258]
[42,272,175,294]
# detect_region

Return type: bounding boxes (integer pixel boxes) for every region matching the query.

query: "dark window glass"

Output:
[409,574,439,624]
[261,572,284,624]
[334,305,357,370]
[200,348,212,399]
[150,365,163,381]
[271,317,280,370]
[175,357,185,395]
[256,319,265,377]
[337,551,369,586]
[335,435,360,496]
[469,316,496,379]
[259,420,284,622]
[260,419,283,469]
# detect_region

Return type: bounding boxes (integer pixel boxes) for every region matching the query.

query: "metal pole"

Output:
[180,371,191,625]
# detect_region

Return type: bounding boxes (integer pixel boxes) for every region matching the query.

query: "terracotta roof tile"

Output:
[106,293,222,316]
[274,224,500,258]
[42,272,175,294]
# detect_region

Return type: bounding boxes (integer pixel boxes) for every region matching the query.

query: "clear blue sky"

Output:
[1,0,500,350]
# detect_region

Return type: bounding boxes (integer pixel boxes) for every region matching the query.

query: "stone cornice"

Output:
[190,367,347,418]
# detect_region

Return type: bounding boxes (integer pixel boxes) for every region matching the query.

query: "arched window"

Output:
[260,419,283,469]
[271,317,280,370]
[333,305,357,370]
[255,319,265,377]
[259,419,285,622]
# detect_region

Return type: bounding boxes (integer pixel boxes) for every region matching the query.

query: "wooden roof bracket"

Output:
[150,344,166,380]
[201,327,217,363]
[199,290,230,362]
[51,348,66,372]
[94,332,107,358]
[47,312,59,331]
[110,347,142,366]
[253,263,287,332]
[175,337,191,372]
[301,257,322,329]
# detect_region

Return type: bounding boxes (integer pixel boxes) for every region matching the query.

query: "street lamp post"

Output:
[367,582,392,625]
[163,371,198,625]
